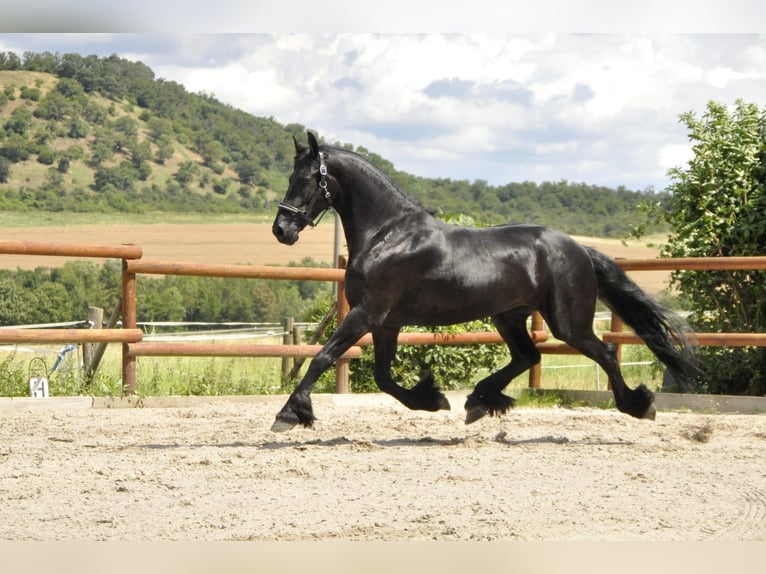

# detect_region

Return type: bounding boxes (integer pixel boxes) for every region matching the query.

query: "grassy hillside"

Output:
[0,53,670,237]
[0,69,277,215]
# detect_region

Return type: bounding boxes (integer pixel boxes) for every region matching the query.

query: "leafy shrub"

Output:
[636,99,766,395]
[306,301,503,394]
[0,352,26,396]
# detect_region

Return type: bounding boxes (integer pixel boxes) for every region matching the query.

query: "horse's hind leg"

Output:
[464,309,540,424]
[564,334,655,420]
[545,302,656,420]
[372,326,450,412]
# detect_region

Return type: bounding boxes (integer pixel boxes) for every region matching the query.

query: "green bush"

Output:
[0,352,26,396]
[305,301,503,394]
[636,99,766,395]
[350,321,502,393]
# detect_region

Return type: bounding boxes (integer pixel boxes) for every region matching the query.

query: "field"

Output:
[0,217,338,270]
[0,395,765,541]
[0,215,671,296]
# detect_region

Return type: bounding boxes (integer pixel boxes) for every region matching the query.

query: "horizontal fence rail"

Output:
[0,239,143,260]
[0,328,144,344]
[126,260,345,281]
[616,256,766,271]
[531,333,766,355]
[603,332,766,347]
[127,342,362,358]
[2,237,766,395]
[354,330,549,346]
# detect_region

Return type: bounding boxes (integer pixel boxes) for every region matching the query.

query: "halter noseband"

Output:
[278,152,333,228]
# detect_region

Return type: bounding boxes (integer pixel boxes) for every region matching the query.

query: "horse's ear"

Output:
[293,135,307,156]
[307,131,320,159]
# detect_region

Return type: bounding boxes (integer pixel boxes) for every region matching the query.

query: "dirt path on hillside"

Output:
[1,394,764,541]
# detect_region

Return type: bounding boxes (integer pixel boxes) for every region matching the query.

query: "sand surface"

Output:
[1,394,764,541]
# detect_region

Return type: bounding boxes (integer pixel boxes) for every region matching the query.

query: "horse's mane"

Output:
[327,146,433,215]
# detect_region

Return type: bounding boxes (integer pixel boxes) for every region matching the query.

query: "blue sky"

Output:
[2,2,765,191]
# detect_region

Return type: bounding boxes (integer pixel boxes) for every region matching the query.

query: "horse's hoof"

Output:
[437,394,451,411]
[465,406,488,425]
[271,417,297,432]
[642,404,657,421]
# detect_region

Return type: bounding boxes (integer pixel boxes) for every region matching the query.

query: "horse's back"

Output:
[446,222,591,266]
[448,221,599,304]
[383,221,594,325]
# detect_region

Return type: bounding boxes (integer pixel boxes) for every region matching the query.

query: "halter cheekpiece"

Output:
[277,152,333,227]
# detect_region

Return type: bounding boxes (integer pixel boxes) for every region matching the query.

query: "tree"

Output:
[89,130,116,166]
[0,157,10,183]
[235,159,259,185]
[0,133,36,162]
[137,281,186,322]
[0,277,30,325]
[4,106,33,135]
[93,161,137,192]
[33,91,71,120]
[112,115,139,152]
[637,99,766,395]
[67,118,88,139]
[174,160,198,187]
[37,146,55,165]
[0,51,21,70]
[154,136,174,164]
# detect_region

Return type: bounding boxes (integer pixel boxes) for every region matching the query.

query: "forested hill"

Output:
[0,52,667,237]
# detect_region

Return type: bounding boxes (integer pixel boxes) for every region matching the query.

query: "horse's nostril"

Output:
[274,225,284,237]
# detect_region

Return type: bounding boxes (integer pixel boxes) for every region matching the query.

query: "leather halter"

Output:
[277,152,333,227]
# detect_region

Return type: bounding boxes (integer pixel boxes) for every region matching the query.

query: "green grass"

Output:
[0,343,287,398]
[508,345,662,392]
[0,338,663,399]
[68,162,93,188]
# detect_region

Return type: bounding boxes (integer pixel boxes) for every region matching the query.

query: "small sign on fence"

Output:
[29,377,50,398]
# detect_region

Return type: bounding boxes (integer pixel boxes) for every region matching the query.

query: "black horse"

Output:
[271,131,696,431]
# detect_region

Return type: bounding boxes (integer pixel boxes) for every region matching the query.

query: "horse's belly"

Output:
[390,279,533,326]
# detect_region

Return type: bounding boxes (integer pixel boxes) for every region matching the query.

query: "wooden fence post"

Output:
[86,298,122,382]
[528,312,544,388]
[335,256,350,393]
[607,313,624,391]
[82,306,103,377]
[281,317,294,380]
[121,260,137,394]
[288,300,337,381]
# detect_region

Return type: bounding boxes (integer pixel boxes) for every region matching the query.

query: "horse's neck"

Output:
[334,157,423,257]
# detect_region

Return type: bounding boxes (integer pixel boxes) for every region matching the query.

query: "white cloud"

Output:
[1,32,765,190]
[705,66,747,89]
[658,144,694,171]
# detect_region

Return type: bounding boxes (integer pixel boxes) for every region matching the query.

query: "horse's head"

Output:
[272,131,334,245]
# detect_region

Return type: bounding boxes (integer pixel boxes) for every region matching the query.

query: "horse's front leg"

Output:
[271,306,372,432]
[372,326,450,412]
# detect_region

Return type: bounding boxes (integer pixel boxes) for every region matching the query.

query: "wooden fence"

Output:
[2,239,766,394]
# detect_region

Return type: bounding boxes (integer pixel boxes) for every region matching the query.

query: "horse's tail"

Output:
[585,246,698,390]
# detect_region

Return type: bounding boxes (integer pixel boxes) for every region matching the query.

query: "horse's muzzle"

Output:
[272,216,300,245]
